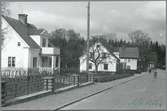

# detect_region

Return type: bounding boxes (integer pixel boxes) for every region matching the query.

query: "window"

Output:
[96,45,100,48]
[102,53,107,58]
[128,59,130,62]
[48,57,52,67]
[8,57,11,67]
[42,38,46,47]
[89,63,92,69]
[127,65,131,69]
[55,56,59,67]
[8,57,15,67]
[122,63,126,69]
[33,57,37,68]
[41,56,52,67]
[89,52,94,58]
[104,64,108,70]
[12,57,15,67]
[17,42,21,46]
[41,57,46,67]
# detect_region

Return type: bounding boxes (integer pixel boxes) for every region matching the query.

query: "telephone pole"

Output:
[86,0,90,74]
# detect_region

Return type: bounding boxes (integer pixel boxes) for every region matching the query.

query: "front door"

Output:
[33,57,37,68]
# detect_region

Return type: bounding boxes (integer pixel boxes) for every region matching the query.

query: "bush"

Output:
[94,73,134,82]
[60,67,79,74]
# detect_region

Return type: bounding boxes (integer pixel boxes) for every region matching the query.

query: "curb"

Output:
[4,91,52,107]
[54,82,94,94]
[54,74,145,111]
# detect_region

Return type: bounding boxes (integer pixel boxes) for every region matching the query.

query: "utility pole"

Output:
[86,0,90,74]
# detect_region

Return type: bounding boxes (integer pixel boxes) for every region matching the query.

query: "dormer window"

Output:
[18,42,21,46]
[96,45,100,48]
[42,38,46,47]
[102,53,107,58]
[89,52,94,58]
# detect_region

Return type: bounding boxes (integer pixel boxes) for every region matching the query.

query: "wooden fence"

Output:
[1,70,94,106]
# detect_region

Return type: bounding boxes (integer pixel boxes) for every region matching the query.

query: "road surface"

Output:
[61,69,166,110]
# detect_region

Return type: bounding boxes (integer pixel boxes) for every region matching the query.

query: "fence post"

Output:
[1,81,7,106]
[89,73,94,83]
[73,75,75,85]
[43,76,55,93]
[72,74,79,87]
[77,75,79,87]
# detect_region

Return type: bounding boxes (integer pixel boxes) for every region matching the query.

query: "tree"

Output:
[89,43,109,74]
[128,30,152,71]
[128,30,151,45]
[90,35,108,49]
[1,2,10,47]
[1,2,10,16]
[49,28,86,73]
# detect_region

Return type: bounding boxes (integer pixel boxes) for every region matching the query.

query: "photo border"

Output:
[0,0,166,111]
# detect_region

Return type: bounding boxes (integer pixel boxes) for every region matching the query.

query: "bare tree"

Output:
[1,2,10,48]
[1,2,10,16]
[128,30,152,71]
[89,43,109,74]
[128,30,151,46]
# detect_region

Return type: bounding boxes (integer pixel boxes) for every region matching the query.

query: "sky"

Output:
[6,1,166,44]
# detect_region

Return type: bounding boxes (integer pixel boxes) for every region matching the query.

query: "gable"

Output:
[2,15,40,49]
[80,42,120,61]
[2,17,29,48]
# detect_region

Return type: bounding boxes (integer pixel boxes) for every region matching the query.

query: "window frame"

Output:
[17,42,21,46]
[8,56,15,67]
[42,38,46,47]
[89,52,94,58]
[102,52,107,58]
[33,57,38,68]
[104,63,108,70]
[8,57,11,67]
[89,63,92,69]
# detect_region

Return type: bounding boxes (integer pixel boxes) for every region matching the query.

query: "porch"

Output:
[38,47,61,73]
[38,55,60,73]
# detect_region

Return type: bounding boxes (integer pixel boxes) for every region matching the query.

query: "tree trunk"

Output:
[95,64,98,74]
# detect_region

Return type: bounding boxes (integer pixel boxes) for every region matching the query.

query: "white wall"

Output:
[1,18,30,70]
[80,54,117,72]
[2,17,60,71]
[120,58,137,70]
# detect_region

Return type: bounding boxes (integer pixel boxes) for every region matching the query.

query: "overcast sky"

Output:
[7,1,166,44]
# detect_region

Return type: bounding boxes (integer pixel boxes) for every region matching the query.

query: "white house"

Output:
[1,14,60,73]
[80,43,120,73]
[114,47,139,71]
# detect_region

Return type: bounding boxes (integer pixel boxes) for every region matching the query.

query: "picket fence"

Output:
[1,69,92,105]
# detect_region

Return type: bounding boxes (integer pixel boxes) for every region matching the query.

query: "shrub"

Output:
[94,73,134,82]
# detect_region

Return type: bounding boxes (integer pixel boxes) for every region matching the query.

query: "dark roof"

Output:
[119,47,139,59]
[2,15,40,49]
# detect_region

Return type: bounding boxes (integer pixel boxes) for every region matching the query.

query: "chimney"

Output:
[18,14,28,24]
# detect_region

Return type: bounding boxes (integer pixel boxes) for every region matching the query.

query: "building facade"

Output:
[80,43,120,73]
[114,47,139,71]
[1,14,60,73]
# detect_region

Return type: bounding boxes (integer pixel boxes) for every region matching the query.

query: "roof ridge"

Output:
[3,15,40,49]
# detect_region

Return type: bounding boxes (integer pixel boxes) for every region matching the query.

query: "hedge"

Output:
[94,73,134,82]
